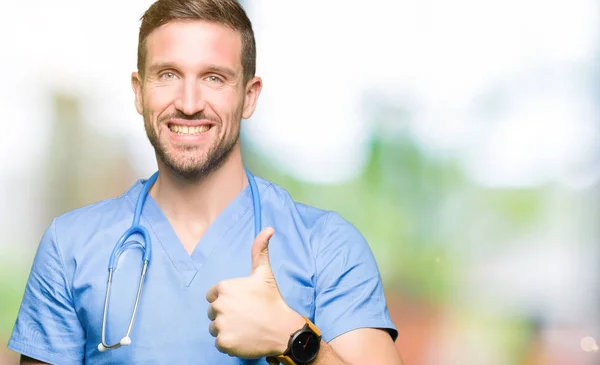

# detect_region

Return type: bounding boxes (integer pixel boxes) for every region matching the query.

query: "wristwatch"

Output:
[266,316,322,365]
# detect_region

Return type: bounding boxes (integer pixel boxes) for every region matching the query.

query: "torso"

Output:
[56,176,326,364]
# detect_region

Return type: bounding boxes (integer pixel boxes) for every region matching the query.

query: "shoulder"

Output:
[47,179,142,254]
[53,197,121,229]
[53,182,138,232]
[255,176,366,250]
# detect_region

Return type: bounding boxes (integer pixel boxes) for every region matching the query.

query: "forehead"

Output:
[144,20,243,73]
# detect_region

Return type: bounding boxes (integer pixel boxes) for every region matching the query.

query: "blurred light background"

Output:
[1,1,600,364]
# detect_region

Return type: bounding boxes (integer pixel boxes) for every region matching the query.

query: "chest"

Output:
[70,234,315,364]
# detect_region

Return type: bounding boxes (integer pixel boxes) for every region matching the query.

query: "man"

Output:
[8,0,403,364]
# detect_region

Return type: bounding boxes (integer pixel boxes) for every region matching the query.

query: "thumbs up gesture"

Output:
[206,227,305,359]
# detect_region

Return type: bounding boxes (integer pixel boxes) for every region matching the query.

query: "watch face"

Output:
[291,331,320,362]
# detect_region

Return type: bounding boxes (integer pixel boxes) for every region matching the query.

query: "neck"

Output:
[149,145,248,229]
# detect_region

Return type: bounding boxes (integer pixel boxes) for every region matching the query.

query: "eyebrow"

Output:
[204,64,238,79]
[147,62,238,79]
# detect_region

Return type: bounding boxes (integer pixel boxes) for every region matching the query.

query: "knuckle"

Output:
[216,281,228,294]
[210,299,225,317]
[209,318,220,337]
[206,287,217,303]
[215,335,232,353]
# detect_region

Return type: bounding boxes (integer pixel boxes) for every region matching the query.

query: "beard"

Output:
[144,109,240,182]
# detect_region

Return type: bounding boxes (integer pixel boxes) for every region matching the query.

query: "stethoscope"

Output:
[98,169,262,352]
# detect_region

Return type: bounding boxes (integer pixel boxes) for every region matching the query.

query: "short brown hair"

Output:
[137,0,256,82]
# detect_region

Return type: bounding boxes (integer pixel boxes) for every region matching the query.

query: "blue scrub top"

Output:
[8,175,397,364]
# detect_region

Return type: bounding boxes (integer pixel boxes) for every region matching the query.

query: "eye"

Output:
[159,72,177,80]
[206,75,223,83]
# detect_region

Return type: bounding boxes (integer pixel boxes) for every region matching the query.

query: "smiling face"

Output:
[132,20,262,181]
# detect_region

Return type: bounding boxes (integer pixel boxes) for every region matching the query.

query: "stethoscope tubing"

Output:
[98,169,261,352]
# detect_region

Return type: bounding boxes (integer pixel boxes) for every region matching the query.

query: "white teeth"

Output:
[169,125,211,134]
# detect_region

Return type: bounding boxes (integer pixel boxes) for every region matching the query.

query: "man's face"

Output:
[132,20,261,180]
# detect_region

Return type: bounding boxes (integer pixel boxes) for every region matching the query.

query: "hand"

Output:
[206,227,305,359]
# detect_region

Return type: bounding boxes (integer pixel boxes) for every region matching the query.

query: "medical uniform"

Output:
[8,174,397,364]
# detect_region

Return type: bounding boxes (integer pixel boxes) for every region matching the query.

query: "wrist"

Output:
[267,311,322,365]
[273,305,306,354]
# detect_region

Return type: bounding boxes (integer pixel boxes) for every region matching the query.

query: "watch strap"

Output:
[303,316,321,337]
[266,355,296,365]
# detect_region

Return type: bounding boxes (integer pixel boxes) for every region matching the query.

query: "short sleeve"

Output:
[313,213,398,343]
[8,219,85,364]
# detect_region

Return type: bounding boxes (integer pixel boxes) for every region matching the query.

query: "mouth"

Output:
[167,123,213,135]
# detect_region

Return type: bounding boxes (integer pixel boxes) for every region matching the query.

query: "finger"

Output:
[215,336,231,354]
[209,320,219,338]
[251,226,275,272]
[207,303,218,321]
[206,283,220,303]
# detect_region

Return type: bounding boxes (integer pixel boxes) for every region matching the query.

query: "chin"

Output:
[171,158,205,172]
[166,164,205,180]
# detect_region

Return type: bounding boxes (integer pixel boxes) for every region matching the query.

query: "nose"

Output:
[174,78,206,116]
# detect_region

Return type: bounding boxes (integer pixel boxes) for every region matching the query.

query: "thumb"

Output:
[251,227,275,273]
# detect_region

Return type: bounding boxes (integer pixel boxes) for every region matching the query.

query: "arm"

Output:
[272,312,402,365]
[315,328,402,365]
[206,215,403,363]
[308,212,402,364]
[8,220,86,365]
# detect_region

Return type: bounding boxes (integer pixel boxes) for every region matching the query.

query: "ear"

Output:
[131,72,144,116]
[242,76,263,119]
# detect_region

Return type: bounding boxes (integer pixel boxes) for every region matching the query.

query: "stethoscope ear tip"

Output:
[97,343,107,352]
[120,336,132,346]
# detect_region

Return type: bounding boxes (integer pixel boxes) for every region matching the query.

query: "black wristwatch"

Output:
[266,316,321,365]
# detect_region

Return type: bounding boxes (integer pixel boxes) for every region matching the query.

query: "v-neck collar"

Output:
[124,174,271,287]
